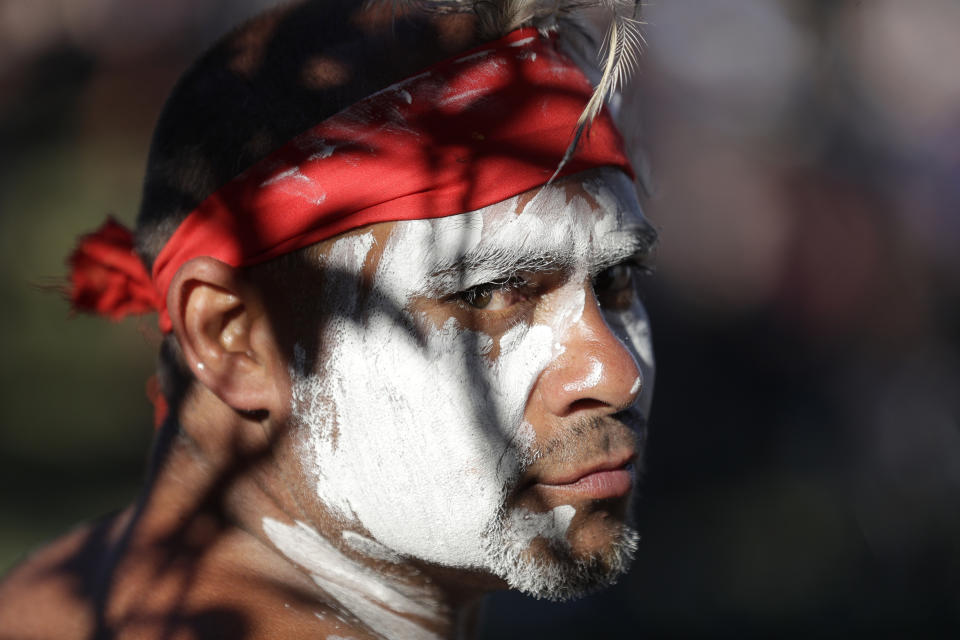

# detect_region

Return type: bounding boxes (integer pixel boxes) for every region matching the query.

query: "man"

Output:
[0,1,655,638]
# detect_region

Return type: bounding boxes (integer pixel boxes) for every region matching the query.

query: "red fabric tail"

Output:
[67,217,163,320]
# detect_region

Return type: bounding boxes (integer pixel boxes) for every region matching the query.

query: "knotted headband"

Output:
[69,28,633,332]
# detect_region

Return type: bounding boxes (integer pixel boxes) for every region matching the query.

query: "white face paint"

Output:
[264,518,444,640]
[278,168,655,603]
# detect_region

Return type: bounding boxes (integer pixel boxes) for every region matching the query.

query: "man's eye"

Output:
[463,285,495,309]
[458,276,529,311]
[594,264,633,294]
[594,263,647,310]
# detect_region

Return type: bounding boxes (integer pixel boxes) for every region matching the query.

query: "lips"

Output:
[519,412,643,501]
[536,453,635,500]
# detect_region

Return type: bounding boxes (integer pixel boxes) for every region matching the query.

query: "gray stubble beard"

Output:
[479,503,641,602]
[477,413,645,601]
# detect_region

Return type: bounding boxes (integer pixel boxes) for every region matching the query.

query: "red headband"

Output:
[69,28,633,332]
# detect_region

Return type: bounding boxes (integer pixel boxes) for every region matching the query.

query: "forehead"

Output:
[332,168,654,291]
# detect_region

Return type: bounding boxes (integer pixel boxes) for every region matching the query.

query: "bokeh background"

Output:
[2,0,959,637]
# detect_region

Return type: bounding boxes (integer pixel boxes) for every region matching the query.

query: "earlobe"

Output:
[167,257,284,414]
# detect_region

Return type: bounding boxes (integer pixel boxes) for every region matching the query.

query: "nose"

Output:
[536,284,643,418]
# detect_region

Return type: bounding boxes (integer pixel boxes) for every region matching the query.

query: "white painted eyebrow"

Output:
[594,223,658,269]
[421,223,657,296]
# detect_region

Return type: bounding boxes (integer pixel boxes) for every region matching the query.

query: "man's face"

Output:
[284,168,655,600]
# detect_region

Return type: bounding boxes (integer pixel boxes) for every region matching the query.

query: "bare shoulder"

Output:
[0,515,366,640]
[0,510,372,640]
[0,513,125,639]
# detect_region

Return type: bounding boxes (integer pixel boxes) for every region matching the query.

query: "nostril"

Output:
[564,398,607,416]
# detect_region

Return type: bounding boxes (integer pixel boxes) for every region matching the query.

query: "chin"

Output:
[481,505,640,602]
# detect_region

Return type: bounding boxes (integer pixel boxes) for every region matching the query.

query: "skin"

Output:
[0,169,655,640]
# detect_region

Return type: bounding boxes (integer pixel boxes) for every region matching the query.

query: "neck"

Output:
[260,517,486,639]
[131,395,486,639]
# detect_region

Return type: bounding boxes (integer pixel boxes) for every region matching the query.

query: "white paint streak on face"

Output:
[562,358,603,394]
[342,531,403,565]
[551,286,586,333]
[604,298,655,416]
[513,421,537,464]
[290,168,654,597]
[263,518,442,640]
[582,174,657,418]
[290,232,374,522]
[630,376,642,396]
[503,505,576,554]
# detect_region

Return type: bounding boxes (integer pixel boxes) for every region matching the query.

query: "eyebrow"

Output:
[422,223,658,295]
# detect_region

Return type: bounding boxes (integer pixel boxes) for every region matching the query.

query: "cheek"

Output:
[292,307,556,565]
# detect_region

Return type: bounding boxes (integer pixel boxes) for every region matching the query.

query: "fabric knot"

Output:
[67,217,163,321]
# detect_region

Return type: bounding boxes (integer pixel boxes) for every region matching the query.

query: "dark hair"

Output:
[134,0,491,420]
[135,0,486,268]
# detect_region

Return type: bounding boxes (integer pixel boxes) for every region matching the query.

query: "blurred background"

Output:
[2,0,958,637]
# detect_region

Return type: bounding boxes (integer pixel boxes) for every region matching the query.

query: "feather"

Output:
[362,0,645,177]
[550,0,644,182]
[590,2,644,124]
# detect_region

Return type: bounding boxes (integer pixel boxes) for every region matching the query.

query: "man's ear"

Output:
[167,257,286,415]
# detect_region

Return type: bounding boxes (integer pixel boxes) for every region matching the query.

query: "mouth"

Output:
[535,452,636,500]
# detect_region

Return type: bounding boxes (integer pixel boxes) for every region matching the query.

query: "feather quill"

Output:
[550,0,644,181]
